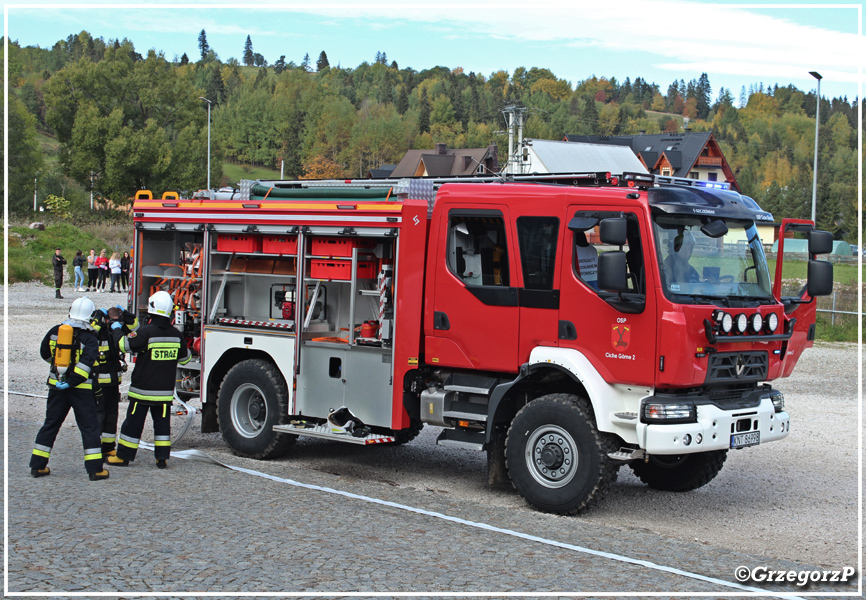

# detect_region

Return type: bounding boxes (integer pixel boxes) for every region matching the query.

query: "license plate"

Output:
[731,431,760,449]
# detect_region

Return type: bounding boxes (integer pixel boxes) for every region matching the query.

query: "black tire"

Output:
[505,394,618,515]
[217,359,295,459]
[630,450,728,492]
[391,418,424,445]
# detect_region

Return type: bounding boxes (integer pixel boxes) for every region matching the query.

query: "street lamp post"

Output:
[809,71,822,224]
[33,173,38,211]
[199,97,213,199]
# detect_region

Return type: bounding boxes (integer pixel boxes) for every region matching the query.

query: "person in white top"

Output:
[108,252,122,293]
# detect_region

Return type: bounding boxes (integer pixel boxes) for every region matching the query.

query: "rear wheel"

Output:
[630,450,728,491]
[505,394,617,514]
[217,359,295,459]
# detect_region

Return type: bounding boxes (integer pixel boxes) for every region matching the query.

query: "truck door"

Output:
[558,207,657,387]
[515,215,562,362]
[427,207,520,372]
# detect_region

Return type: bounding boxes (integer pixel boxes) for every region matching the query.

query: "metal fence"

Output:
[816,292,863,326]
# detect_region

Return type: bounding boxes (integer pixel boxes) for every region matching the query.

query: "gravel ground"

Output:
[4,280,862,573]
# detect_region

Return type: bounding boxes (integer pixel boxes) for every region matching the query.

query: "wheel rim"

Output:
[525,424,578,489]
[230,383,268,439]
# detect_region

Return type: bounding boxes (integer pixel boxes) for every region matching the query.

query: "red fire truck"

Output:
[129,173,832,514]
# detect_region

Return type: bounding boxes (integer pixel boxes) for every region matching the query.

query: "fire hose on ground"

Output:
[3,387,199,444]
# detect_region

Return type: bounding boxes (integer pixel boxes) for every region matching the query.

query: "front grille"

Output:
[706,352,767,383]
[707,387,759,409]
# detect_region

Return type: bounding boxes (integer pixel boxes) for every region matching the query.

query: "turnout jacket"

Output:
[115,317,190,403]
[41,323,99,389]
[91,312,139,387]
[52,253,67,275]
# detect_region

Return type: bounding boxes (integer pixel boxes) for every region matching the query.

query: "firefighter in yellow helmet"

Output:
[108,291,190,469]
[30,297,109,480]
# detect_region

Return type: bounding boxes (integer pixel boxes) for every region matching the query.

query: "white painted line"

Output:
[163,446,806,599]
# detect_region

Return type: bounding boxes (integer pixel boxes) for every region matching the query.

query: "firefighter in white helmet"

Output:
[108,291,190,469]
[30,297,109,481]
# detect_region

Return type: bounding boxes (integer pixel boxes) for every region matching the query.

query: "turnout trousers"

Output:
[30,385,103,474]
[116,400,171,461]
[96,384,120,454]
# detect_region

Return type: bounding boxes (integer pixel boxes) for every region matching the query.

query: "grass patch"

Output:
[221,162,282,186]
[4,219,131,285]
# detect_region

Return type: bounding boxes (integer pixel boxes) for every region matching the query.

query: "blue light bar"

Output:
[694,180,730,190]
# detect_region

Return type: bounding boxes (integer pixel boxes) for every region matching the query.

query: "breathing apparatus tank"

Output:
[54,323,74,377]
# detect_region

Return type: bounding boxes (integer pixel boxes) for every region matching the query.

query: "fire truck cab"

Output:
[130,174,833,514]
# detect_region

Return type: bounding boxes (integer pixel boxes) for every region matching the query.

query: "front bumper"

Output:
[636,397,789,455]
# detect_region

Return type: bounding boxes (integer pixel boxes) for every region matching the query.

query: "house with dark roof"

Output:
[390,143,499,178]
[368,164,396,178]
[563,132,739,191]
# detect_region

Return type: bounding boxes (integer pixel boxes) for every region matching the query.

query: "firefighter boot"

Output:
[156,459,167,470]
[107,456,129,466]
[55,289,63,299]
[30,467,50,478]
[88,469,110,481]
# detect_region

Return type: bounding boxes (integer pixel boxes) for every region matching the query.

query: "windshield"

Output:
[652,213,774,305]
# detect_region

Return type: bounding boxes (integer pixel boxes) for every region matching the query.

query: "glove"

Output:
[55,381,70,390]
[110,321,123,330]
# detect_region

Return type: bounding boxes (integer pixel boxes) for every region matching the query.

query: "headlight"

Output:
[770,391,785,413]
[749,313,763,334]
[735,313,748,334]
[720,312,733,333]
[642,401,697,424]
[766,313,779,333]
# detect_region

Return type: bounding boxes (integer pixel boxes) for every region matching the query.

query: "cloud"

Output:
[283,1,862,84]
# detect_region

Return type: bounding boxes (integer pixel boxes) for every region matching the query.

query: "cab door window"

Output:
[447,212,509,287]
[517,216,559,290]
[572,210,645,294]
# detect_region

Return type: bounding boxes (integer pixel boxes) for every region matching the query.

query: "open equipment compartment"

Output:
[294,232,397,428]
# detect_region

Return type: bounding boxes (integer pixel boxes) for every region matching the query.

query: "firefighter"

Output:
[108,291,190,469]
[92,305,139,458]
[30,297,109,481]
[52,248,67,299]
[663,230,700,284]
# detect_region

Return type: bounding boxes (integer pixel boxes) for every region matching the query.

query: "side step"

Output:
[607,447,646,461]
[436,428,485,451]
[273,423,395,445]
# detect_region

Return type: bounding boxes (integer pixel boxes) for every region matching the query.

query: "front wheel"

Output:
[505,394,617,515]
[217,359,295,459]
[630,450,728,491]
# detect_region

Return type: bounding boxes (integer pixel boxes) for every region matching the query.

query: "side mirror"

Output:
[598,251,628,292]
[599,218,627,246]
[808,230,833,255]
[807,260,833,297]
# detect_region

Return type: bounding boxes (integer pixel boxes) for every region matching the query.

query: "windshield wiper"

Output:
[675,293,730,307]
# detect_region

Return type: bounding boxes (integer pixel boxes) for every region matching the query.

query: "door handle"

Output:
[558,320,577,340]
[434,311,450,330]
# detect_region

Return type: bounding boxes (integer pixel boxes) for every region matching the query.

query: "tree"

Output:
[3,95,44,212]
[695,73,712,120]
[198,29,209,61]
[179,52,189,66]
[273,55,287,75]
[253,53,265,67]
[302,154,345,179]
[43,45,215,206]
[301,53,311,71]
[316,51,329,71]
[243,36,254,67]
[418,88,431,134]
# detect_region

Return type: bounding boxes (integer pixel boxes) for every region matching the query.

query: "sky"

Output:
[3,1,864,104]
